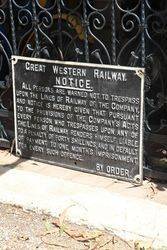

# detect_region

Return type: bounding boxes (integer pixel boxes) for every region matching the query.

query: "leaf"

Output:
[41,236,68,248]
[53,204,76,235]
[59,224,67,236]
[134,240,152,250]
[53,220,103,243]
[59,204,75,227]
[81,230,103,242]
[44,221,52,232]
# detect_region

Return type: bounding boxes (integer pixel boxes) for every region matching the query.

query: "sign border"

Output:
[12,55,145,185]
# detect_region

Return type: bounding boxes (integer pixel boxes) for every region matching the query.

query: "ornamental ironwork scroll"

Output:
[0,0,166,171]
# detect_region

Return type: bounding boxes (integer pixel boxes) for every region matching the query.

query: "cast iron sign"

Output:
[12,56,144,184]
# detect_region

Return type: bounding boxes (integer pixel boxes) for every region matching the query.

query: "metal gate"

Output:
[0,0,167,179]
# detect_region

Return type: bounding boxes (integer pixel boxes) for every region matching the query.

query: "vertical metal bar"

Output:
[32,0,40,57]
[141,0,146,67]
[57,0,63,60]
[83,0,89,63]
[9,0,17,55]
[111,0,116,65]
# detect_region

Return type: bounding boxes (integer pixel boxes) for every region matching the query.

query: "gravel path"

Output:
[0,203,133,250]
